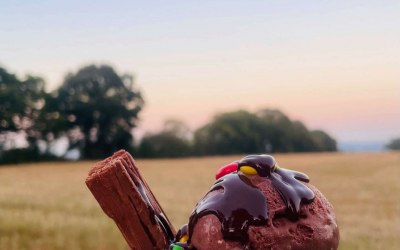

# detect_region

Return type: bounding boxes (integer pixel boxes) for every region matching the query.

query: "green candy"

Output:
[171,244,183,250]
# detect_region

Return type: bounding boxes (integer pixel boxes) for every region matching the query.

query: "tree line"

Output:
[138,109,337,158]
[1,63,338,164]
[386,138,400,150]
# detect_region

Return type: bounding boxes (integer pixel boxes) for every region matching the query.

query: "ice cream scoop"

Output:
[171,155,339,250]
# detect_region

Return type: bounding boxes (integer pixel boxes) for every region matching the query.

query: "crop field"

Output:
[0,152,399,250]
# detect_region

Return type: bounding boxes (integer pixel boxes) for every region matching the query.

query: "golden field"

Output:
[0,152,399,250]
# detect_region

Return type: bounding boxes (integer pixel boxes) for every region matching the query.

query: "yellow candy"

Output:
[240,166,257,175]
[179,234,189,243]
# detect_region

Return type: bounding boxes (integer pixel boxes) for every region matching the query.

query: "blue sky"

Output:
[1,1,399,142]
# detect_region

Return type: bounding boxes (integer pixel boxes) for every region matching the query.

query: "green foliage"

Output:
[0,147,61,164]
[138,132,191,158]
[139,109,338,158]
[194,110,266,155]
[386,138,400,150]
[47,65,144,159]
[193,109,337,155]
[0,64,144,163]
[258,109,309,152]
[310,130,337,152]
[0,67,46,158]
[138,120,191,158]
[0,68,45,134]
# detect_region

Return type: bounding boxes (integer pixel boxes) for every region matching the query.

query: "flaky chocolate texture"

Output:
[85,150,175,250]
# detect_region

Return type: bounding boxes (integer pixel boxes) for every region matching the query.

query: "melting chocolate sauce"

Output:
[130,173,175,241]
[238,154,315,216]
[175,224,189,242]
[271,167,315,218]
[188,173,267,244]
[186,154,315,246]
[169,225,194,250]
[238,154,277,177]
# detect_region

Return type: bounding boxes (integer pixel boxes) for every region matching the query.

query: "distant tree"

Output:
[193,110,266,155]
[138,120,191,158]
[290,121,319,152]
[0,67,46,152]
[192,109,337,156]
[310,130,337,152]
[252,109,286,152]
[386,138,400,150]
[45,65,144,159]
[162,119,192,140]
[257,109,326,152]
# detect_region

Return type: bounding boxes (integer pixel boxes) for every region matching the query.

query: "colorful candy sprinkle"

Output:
[239,166,257,175]
[171,244,183,250]
[179,235,189,243]
[215,162,238,179]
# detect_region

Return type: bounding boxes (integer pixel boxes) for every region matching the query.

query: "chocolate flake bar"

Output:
[86,150,175,250]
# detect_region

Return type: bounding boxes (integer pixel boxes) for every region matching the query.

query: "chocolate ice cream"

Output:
[172,155,339,250]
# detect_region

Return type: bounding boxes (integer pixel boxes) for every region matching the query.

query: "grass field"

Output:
[0,152,399,250]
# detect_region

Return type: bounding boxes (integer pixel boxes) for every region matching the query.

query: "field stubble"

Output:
[0,152,399,249]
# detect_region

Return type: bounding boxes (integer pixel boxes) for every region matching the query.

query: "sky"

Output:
[1,0,399,143]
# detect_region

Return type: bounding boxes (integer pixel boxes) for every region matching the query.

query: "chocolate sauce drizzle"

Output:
[271,167,314,218]
[238,154,315,216]
[189,173,267,244]
[187,154,315,246]
[129,172,175,242]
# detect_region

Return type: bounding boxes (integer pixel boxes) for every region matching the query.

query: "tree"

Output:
[193,109,337,156]
[0,67,45,152]
[310,130,337,152]
[257,109,320,152]
[193,110,266,155]
[290,121,319,152]
[138,120,192,158]
[386,138,400,150]
[257,109,295,152]
[47,65,144,159]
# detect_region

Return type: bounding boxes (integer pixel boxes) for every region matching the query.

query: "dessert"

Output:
[85,150,174,249]
[86,151,339,250]
[180,155,339,250]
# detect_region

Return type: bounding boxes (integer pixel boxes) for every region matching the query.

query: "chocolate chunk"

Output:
[85,150,175,250]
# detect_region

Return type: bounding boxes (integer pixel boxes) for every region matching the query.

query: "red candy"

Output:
[215,162,238,180]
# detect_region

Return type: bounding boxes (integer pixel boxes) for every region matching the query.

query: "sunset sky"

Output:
[1,1,399,143]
